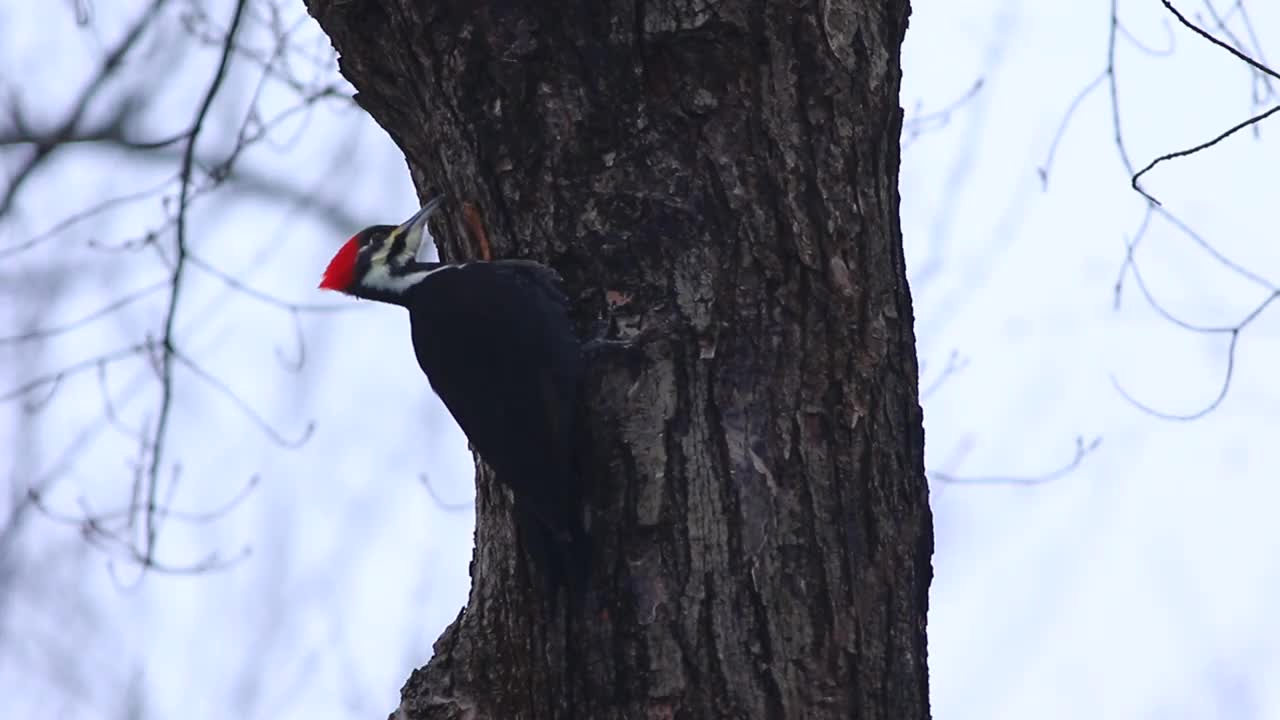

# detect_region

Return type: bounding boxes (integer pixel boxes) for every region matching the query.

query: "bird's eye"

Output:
[353,228,383,248]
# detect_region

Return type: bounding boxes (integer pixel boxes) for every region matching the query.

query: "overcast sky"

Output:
[2,0,1277,718]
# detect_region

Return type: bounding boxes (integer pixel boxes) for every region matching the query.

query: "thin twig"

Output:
[418,474,476,513]
[0,282,168,344]
[145,0,250,564]
[172,350,315,448]
[186,253,358,312]
[0,343,154,403]
[1038,70,1107,188]
[1161,0,1280,80]
[1131,103,1280,206]
[920,350,969,400]
[901,78,985,147]
[1112,289,1278,421]
[932,437,1103,486]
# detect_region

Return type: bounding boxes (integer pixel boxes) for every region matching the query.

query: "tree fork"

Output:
[305,1,931,718]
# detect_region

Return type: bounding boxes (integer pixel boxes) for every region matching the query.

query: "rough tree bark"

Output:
[305,1,930,718]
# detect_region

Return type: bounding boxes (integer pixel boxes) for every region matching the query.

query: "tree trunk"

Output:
[305,1,930,718]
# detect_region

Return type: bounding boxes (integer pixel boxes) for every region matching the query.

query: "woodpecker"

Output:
[319,195,588,592]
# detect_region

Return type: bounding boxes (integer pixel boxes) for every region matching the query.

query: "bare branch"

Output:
[901,78,985,148]
[186,253,359,313]
[1200,0,1276,110]
[0,343,153,404]
[1106,0,1139,175]
[1131,104,1280,206]
[1161,0,1280,80]
[418,473,476,513]
[29,474,260,528]
[920,350,969,401]
[275,308,307,372]
[1116,18,1176,56]
[1112,204,1156,309]
[172,349,315,449]
[97,360,148,444]
[931,436,1103,486]
[1038,70,1106,188]
[0,282,168,344]
[0,179,174,259]
[1126,2,1280,205]
[145,0,250,563]
[1152,204,1275,291]
[0,121,191,151]
[1112,276,1279,420]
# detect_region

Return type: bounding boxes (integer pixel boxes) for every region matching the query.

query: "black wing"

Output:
[406,261,583,536]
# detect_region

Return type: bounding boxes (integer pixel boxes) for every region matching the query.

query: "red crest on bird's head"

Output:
[319,236,361,291]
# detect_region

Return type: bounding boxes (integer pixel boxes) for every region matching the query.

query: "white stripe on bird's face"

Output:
[362,261,462,294]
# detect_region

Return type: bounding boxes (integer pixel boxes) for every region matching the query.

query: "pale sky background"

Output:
[1,0,1276,718]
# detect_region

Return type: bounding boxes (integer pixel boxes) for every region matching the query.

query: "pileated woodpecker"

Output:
[318,195,588,591]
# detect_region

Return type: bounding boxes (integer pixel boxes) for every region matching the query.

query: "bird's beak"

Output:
[391,193,446,258]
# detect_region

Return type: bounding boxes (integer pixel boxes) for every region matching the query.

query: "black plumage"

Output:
[406,261,589,589]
